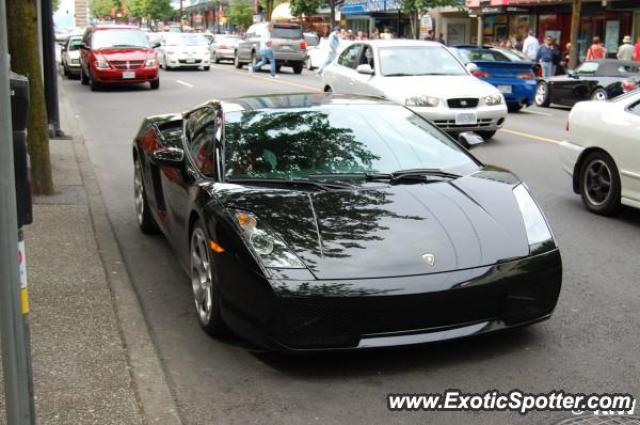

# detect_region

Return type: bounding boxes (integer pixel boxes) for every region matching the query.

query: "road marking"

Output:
[521,109,553,117]
[210,64,321,92]
[499,128,562,144]
[176,79,194,88]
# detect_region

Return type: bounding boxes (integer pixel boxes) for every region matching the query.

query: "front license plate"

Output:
[122,71,135,79]
[455,112,478,126]
[186,58,196,63]
[498,85,512,94]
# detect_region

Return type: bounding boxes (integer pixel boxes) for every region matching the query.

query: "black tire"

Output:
[89,73,99,91]
[292,62,303,74]
[203,66,210,71]
[275,64,282,73]
[234,51,242,69]
[305,56,313,70]
[80,68,89,85]
[477,130,497,140]
[324,85,332,93]
[62,63,69,77]
[250,51,257,69]
[149,79,160,90]
[535,81,550,107]
[591,88,608,101]
[214,55,221,64]
[579,151,621,216]
[133,158,159,234]
[190,220,227,336]
[507,103,523,113]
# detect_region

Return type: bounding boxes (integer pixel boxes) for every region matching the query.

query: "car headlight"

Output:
[95,57,109,69]
[405,95,440,107]
[234,211,306,269]
[513,184,555,252]
[483,94,503,106]
[145,57,156,66]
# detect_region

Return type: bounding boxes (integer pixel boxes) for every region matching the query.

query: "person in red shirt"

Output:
[635,37,640,62]
[586,36,606,60]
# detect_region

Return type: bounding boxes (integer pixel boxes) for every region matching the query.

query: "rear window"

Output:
[456,48,510,62]
[272,26,302,40]
[91,29,149,49]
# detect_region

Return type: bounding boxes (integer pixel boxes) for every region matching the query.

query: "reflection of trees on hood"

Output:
[224,111,380,175]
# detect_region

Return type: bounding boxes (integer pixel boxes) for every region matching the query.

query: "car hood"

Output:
[216,169,529,280]
[97,48,153,61]
[376,75,499,103]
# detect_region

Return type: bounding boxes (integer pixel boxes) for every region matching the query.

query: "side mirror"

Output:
[356,63,374,75]
[152,41,161,48]
[458,131,485,149]
[465,62,478,74]
[78,43,88,50]
[151,147,184,167]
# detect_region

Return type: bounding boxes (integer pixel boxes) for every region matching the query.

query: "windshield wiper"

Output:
[384,73,417,77]
[225,177,354,191]
[308,169,460,184]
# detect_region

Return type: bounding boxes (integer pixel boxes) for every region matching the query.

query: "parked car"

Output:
[491,47,543,78]
[322,39,508,139]
[536,59,639,107]
[132,93,561,351]
[234,22,307,74]
[61,34,83,78]
[79,25,160,91]
[451,45,537,112]
[210,34,242,63]
[157,33,211,70]
[559,89,640,215]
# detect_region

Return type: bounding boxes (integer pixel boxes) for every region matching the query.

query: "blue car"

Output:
[451,45,538,112]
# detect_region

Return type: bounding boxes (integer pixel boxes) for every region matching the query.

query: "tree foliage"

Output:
[7,0,54,195]
[89,0,116,18]
[289,0,322,18]
[228,0,254,29]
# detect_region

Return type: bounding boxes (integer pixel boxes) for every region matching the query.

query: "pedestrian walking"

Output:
[586,37,606,61]
[537,36,556,77]
[248,23,277,77]
[316,25,340,75]
[617,35,635,61]
[522,29,540,61]
[437,32,446,45]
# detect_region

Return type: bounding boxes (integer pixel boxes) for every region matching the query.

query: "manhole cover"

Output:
[554,416,640,425]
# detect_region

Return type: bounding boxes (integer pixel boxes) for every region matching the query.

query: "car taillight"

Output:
[622,80,637,92]
[517,71,535,80]
[300,40,307,50]
[472,70,490,78]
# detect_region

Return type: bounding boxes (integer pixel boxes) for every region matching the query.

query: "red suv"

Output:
[80,25,160,91]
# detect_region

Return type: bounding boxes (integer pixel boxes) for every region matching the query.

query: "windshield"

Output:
[272,27,302,39]
[68,37,82,50]
[164,34,209,46]
[455,48,511,63]
[379,46,467,77]
[223,105,478,181]
[91,29,149,49]
[577,62,599,75]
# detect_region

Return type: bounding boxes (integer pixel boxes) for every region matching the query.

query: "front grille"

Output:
[110,60,145,70]
[433,118,494,129]
[178,59,202,64]
[447,98,479,108]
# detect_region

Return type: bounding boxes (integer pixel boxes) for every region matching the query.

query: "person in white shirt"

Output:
[316,26,340,75]
[249,23,276,77]
[522,29,540,61]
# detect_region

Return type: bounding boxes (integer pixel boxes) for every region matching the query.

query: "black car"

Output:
[132,93,562,351]
[535,59,640,107]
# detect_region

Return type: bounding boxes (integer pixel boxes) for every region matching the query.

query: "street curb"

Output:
[58,83,183,425]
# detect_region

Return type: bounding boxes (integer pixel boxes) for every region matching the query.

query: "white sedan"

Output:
[559,90,640,215]
[321,39,507,139]
[157,33,211,70]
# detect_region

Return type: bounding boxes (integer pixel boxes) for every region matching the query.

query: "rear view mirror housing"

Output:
[151,147,184,167]
[356,64,374,75]
[465,62,478,74]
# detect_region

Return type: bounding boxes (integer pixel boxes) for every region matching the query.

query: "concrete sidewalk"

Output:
[0,81,181,424]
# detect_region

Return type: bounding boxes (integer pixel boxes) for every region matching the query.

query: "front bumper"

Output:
[221,249,562,351]
[410,104,507,133]
[486,78,536,107]
[213,48,235,59]
[273,50,305,65]
[93,66,158,84]
[166,55,210,67]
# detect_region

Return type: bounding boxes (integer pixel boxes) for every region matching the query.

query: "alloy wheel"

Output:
[191,228,214,325]
[535,83,547,105]
[134,161,145,225]
[584,159,612,206]
[591,89,607,101]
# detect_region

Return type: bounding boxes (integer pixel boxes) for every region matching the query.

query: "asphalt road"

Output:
[60,64,640,425]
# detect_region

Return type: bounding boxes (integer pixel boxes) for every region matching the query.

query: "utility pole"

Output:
[0,0,37,423]
[41,0,65,138]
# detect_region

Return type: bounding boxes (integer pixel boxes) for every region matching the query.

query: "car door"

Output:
[326,43,363,93]
[350,44,380,96]
[162,106,219,253]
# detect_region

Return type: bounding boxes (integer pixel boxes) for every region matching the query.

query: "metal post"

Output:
[0,0,37,423]
[41,0,65,137]
[477,14,483,46]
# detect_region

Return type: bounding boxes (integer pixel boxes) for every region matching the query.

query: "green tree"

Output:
[228,0,254,29]
[7,0,54,195]
[397,0,461,39]
[289,0,322,19]
[52,0,61,12]
[144,0,174,20]
[89,0,117,18]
